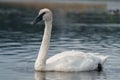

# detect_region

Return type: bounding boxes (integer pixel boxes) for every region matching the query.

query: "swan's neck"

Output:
[35,21,52,71]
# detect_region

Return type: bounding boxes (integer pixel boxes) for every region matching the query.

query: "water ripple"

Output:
[0,6,120,80]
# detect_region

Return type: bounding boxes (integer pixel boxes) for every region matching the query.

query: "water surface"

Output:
[0,5,120,80]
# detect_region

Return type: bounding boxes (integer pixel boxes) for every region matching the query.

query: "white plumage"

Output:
[46,51,107,71]
[33,8,108,72]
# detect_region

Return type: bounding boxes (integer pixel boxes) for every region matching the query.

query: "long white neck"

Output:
[35,21,52,71]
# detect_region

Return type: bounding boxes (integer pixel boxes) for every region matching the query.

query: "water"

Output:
[0,5,120,80]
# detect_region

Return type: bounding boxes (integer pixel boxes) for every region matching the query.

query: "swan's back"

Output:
[46,51,107,72]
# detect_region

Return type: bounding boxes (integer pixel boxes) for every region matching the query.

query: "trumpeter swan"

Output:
[33,8,108,72]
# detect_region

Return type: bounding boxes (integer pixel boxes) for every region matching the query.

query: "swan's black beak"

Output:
[33,15,42,25]
[33,12,46,25]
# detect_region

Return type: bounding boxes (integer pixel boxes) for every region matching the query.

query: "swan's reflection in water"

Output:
[35,71,106,80]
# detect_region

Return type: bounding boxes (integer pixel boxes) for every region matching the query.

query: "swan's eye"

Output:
[33,12,46,25]
[40,12,46,17]
[38,12,46,19]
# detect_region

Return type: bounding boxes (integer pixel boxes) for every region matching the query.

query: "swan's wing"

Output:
[47,51,85,63]
[46,51,100,71]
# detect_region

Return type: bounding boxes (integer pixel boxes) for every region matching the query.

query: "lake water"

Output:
[0,5,120,80]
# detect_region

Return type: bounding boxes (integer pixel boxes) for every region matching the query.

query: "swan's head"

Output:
[33,8,52,24]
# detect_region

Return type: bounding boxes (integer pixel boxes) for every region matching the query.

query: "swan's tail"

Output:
[96,55,108,72]
[98,55,109,65]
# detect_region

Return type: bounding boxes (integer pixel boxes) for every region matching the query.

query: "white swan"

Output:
[33,8,108,72]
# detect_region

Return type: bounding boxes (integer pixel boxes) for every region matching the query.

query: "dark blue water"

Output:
[0,5,120,80]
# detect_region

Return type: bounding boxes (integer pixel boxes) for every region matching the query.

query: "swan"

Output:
[33,8,108,72]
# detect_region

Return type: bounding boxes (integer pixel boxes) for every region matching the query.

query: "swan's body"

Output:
[33,8,108,72]
[46,51,108,72]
